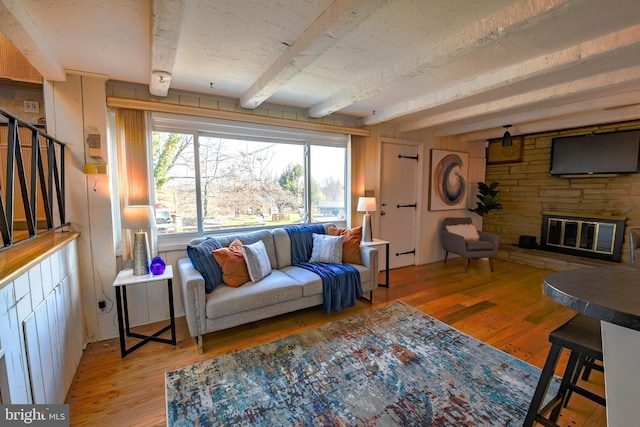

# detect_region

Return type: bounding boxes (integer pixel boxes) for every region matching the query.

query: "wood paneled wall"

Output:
[0,34,42,84]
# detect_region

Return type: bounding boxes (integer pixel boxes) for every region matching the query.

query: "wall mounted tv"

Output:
[550,129,640,176]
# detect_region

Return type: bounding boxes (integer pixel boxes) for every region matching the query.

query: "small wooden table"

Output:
[113,265,176,358]
[360,239,390,287]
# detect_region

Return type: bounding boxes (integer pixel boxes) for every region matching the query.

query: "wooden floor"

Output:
[66,258,607,426]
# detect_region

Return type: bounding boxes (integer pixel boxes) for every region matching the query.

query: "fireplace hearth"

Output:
[541,212,626,262]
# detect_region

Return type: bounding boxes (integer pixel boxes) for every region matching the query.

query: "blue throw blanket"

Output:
[297,262,363,314]
[285,224,363,314]
[285,224,327,264]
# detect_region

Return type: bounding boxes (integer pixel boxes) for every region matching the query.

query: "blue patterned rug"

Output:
[166,301,557,426]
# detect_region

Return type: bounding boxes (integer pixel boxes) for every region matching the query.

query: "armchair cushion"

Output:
[466,240,495,251]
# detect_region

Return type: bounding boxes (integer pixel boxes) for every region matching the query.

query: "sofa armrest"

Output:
[177,258,207,338]
[359,246,379,274]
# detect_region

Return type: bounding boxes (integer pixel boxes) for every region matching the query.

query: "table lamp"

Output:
[357,197,377,242]
[122,205,156,275]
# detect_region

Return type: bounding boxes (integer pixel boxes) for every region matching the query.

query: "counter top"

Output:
[544,264,640,331]
[0,231,80,289]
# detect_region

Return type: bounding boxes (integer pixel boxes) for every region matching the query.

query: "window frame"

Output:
[149,113,351,245]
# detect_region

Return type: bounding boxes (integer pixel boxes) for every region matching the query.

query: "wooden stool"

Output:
[523,314,605,427]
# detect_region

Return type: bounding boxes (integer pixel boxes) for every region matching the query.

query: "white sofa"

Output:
[177,225,379,352]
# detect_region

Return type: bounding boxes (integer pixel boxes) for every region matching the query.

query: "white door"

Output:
[379,142,419,269]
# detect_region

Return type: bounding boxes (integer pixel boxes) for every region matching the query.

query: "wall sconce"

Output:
[502,125,513,147]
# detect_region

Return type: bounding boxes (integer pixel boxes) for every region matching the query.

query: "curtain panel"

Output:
[115,108,156,260]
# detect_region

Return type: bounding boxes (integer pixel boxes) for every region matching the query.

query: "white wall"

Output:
[419,135,487,265]
[366,124,487,266]
[42,76,189,342]
[44,75,118,342]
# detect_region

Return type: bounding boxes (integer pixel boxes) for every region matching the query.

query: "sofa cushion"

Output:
[280,265,324,297]
[205,270,303,318]
[186,237,223,293]
[272,228,294,269]
[328,225,362,264]
[281,263,371,298]
[242,240,272,282]
[309,233,343,263]
[212,239,250,287]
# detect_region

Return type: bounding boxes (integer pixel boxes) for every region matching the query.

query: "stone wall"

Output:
[484,119,640,265]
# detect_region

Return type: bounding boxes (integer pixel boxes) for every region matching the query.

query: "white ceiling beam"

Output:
[150,0,185,97]
[240,0,387,110]
[437,87,640,138]
[461,105,640,142]
[308,0,571,119]
[0,0,65,81]
[399,65,640,133]
[364,24,640,127]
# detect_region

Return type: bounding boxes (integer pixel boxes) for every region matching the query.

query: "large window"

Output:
[151,113,349,236]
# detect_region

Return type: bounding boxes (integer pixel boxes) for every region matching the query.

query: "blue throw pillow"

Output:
[186,238,223,293]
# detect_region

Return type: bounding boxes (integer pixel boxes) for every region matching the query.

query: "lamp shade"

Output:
[122,205,156,230]
[357,197,377,213]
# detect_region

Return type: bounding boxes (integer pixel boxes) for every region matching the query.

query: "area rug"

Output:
[165,301,557,426]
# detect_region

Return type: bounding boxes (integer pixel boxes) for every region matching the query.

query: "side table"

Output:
[113,265,176,358]
[360,239,390,288]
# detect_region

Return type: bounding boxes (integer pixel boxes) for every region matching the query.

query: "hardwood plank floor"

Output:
[66,258,606,426]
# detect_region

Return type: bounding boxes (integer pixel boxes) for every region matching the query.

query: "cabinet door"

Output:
[23,293,59,404]
[22,309,45,403]
[0,307,31,403]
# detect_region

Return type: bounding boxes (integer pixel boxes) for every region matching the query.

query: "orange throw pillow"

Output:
[212,239,250,287]
[328,225,362,264]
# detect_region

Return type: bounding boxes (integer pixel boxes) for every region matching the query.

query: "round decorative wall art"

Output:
[429,149,469,211]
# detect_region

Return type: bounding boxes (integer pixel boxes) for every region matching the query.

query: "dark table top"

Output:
[544,264,640,331]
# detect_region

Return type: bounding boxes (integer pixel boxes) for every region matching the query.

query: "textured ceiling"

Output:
[1,0,640,140]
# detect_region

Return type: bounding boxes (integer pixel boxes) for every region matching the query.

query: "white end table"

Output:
[113,265,176,358]
[360,238,390,287]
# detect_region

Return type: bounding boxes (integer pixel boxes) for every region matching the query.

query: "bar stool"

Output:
[523,313,605,427]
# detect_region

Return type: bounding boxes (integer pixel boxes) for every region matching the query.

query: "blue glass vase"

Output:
[150,257,166,275]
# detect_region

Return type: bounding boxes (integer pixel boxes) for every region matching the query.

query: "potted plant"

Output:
[469,181,503,217]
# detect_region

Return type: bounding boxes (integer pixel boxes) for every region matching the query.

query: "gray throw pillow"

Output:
[242,240,272,282]
[309,233,343,264]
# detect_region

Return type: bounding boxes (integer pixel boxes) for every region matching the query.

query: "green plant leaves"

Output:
[469,181,503,217]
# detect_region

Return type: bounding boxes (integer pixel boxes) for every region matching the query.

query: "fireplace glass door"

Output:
[541,212,624,262]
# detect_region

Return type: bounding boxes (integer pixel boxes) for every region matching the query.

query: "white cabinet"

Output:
[0,294,31,403]
[0,236,82,404]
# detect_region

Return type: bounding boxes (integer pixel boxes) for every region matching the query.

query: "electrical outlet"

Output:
[24,101,39,113]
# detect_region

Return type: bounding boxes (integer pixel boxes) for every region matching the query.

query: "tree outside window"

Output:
[151,119,347,235]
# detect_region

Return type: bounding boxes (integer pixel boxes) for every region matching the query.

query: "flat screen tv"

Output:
[550,129,640,175]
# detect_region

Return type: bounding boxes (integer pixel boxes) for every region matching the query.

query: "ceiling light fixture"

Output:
[502,125,513,147]
[149,70,172,97]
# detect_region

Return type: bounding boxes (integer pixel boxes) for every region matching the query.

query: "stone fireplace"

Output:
[540,212,626,262]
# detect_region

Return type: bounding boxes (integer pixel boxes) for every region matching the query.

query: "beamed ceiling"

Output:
[1,0,640,140]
